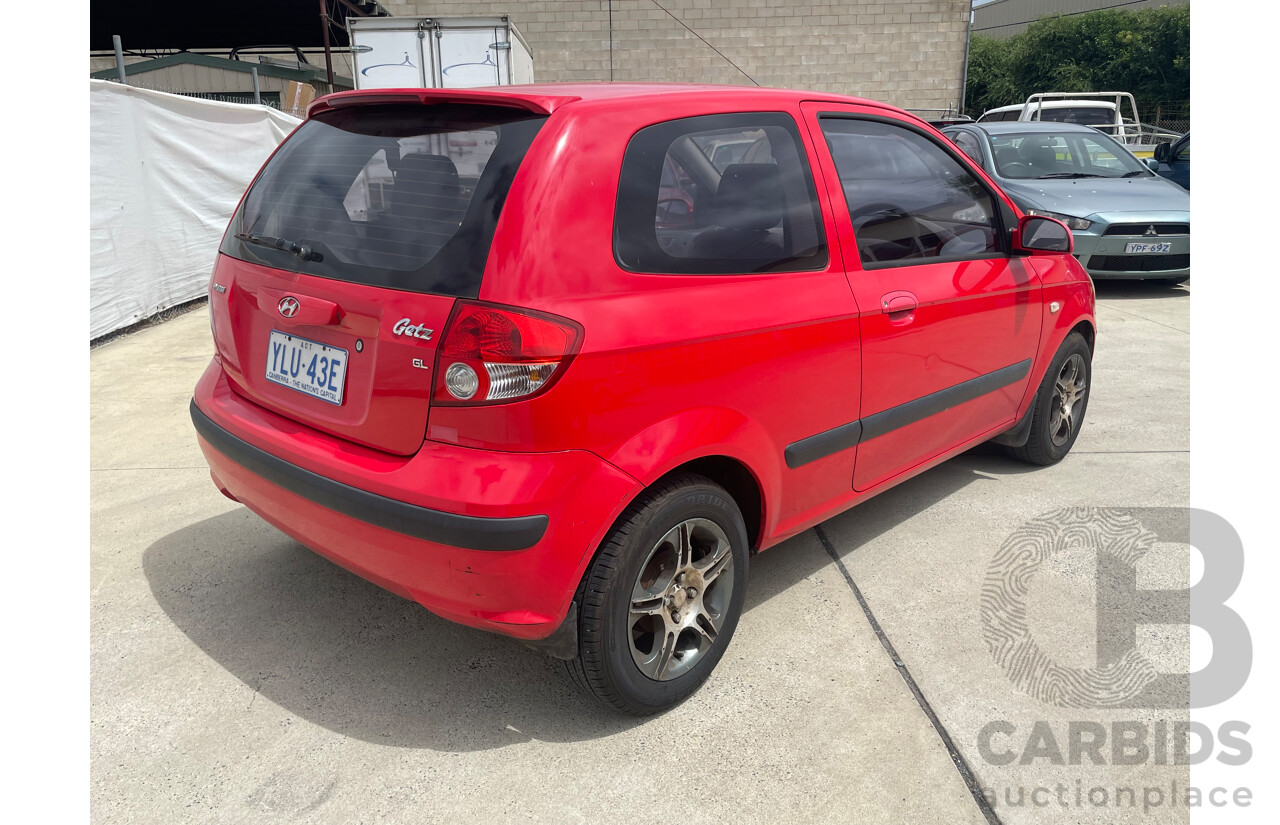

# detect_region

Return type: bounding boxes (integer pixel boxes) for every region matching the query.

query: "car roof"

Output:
[959,121,1115,136]
[984,100,1117,113]
[309,82,918,122]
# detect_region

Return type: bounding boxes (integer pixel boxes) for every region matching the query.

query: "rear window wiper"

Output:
[1037,172,1107,179]
[235,232,324,262]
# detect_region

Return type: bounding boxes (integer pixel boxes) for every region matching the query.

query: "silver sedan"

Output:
[943,121,1190,284]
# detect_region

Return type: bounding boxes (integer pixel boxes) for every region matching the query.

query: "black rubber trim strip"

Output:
[190,400,548,551]
[785,420,863,469]
[784,359,1033,467]
[860,358,1032,442]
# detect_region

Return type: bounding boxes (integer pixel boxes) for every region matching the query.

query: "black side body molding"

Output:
[784,359,1034,468]
[860,359,1032,442]
[785,420,863,469]
[190,400,549,551]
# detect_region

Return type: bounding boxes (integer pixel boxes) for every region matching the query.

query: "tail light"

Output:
[433,301,583,405]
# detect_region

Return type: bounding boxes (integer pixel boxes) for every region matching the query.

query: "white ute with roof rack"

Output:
[976,92,1179,157]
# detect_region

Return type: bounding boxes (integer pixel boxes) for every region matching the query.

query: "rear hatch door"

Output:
[210,100,548,455]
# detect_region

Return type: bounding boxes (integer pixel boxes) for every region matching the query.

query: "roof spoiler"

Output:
[307,88,579,119]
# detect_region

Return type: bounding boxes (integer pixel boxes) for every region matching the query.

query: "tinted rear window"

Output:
[220,103,547,297]
[1037,107,1115,126]
[614,113,827,275]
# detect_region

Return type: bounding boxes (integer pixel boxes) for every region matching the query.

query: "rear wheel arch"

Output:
[652,456,765,553]
[562,452,767,628]
[603,408,778,551]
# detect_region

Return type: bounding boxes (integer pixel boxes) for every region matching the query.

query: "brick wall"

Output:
[378,1,971,111]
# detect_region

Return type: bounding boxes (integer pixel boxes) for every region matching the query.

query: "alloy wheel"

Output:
[1050,353,1088,447]
[627,518,735,681]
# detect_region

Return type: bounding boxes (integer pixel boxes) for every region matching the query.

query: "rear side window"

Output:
[220,103,547,297]
[950,131,986,167]
[821,117,1002,268]
[614,113,827,274]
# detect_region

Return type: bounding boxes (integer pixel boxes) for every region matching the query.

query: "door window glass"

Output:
[820,118,1001,267]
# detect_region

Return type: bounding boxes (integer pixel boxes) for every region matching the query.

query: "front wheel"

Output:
[1008,332,1092,465]
[566,474,749,715]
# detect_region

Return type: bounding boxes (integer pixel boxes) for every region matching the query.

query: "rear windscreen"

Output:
[220,103,547,297]
[1038,107,1115,127]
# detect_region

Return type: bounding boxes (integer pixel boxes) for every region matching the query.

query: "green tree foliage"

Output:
[965,6,1190,117]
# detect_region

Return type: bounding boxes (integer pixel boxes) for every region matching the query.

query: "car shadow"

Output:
[745,444,1038,611]
[142,446,1049,750]
[1092,280,1189,300]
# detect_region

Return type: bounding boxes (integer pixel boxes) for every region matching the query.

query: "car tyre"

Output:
[1008,332,1092,466]
[565,474,749,715]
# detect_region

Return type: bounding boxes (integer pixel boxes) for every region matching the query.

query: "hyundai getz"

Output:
[192,84,1095,714]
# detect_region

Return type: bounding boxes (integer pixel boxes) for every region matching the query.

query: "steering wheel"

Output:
[999,162,1033,178]
[848,202,926,260]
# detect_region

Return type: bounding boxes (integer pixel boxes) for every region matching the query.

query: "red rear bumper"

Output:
[192,362,641,641]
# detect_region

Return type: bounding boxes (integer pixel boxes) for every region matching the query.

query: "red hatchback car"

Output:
[192,84,1095,714]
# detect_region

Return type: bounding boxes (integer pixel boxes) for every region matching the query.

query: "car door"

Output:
[801,103,1043,491]
[1160,135,1190,190]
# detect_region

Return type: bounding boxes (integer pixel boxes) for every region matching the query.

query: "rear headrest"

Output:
[395,153,460,194]
[709,164,783,231]
[1019,141,1058,167]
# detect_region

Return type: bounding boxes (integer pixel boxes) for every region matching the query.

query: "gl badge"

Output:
[393,318,434,341]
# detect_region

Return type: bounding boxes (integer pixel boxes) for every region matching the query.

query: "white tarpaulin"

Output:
[90,80,301,340]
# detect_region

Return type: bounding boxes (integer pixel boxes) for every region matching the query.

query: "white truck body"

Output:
[977,92,1180,157]
[347,16,534,90]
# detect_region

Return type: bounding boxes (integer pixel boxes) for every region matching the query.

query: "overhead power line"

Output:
[648,0,760,86]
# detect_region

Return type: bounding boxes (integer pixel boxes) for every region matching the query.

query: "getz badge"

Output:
[392,318,434,341]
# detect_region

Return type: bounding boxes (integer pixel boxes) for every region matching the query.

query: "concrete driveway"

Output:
[90,282,1189,824]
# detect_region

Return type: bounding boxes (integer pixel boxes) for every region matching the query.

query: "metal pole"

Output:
[319,0,335,89]
[251,66,262,104]
[112,34,128,84]
[960,8,973,114]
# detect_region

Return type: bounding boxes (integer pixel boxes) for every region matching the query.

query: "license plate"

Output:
[1124,242,1173,254]
[265,330,348,405]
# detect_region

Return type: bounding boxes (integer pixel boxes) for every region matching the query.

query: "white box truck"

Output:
[347,16,534,90]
